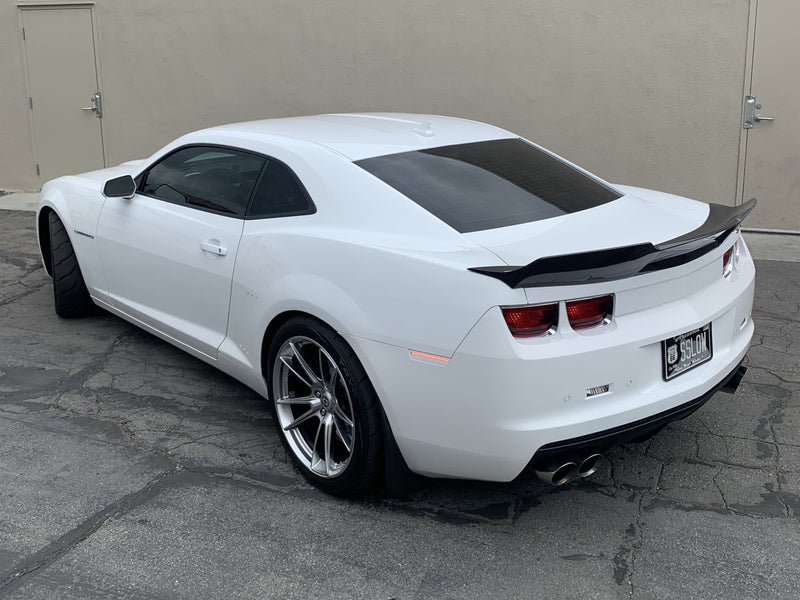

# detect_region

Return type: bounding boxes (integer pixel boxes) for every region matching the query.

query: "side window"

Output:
[247,160,313,219]
[140,146,265,216]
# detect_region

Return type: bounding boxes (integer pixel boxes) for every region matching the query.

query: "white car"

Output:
[36,113,756,495]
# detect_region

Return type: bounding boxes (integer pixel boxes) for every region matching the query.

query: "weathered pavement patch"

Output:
[1,209,799,599]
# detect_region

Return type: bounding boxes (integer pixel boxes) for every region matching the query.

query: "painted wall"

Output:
[1,0,751,205]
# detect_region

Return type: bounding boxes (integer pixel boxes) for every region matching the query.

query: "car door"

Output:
[96,145,266,358]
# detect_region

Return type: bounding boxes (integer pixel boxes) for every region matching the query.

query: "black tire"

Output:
[48,212,95,318]
[267,316,384,495]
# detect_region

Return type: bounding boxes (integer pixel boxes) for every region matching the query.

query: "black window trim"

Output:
[135,143,316,220]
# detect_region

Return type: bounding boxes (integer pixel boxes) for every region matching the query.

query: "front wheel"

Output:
[48,212,95,318]
[268,317,383,495]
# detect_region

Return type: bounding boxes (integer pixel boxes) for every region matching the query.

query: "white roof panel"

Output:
[193,113,516,160]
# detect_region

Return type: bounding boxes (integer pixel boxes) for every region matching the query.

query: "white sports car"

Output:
[36,113,756,495]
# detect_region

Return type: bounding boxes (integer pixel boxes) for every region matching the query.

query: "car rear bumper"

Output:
[529,359,746,470]
[346,243,756,482]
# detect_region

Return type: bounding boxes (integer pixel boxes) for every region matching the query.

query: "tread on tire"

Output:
[48,211,95,318]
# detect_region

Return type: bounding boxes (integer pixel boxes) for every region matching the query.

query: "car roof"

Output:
[191,113,517,161]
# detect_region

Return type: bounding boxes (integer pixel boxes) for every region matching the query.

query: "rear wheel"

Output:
[48,212,94,318]
[268,317,383,495]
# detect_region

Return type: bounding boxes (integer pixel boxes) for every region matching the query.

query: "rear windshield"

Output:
[356,138,622,233]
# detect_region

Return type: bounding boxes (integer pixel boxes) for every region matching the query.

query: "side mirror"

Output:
[103,175,136,199]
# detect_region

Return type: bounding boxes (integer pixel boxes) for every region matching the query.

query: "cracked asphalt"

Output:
[1,207,798,599]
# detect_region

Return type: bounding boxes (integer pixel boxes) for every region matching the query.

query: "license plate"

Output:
[661,323,713,381]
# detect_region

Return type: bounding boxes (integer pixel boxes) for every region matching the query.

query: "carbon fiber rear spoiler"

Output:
[469,198,757,288]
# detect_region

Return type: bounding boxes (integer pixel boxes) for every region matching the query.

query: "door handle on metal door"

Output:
[80,92,103,118]
[200,241,227,256]
[754,114,775,122]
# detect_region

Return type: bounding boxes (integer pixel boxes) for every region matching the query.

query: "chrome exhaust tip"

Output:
[535,462,578,486]
[577,453,603,478]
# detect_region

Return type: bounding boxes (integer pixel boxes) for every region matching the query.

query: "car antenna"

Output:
[412,120,434,137]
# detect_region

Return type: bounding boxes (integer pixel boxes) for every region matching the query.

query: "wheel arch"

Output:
[37,181,75,277]
[259,309,313,380]
[258,309,421,494]
[259,309,373,390]
[37,206,56,276]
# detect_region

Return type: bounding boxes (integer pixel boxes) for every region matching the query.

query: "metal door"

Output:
[740,0,800,231]
[21,7,105,183]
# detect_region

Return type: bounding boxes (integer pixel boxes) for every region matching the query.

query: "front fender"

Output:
[36,177,108,298]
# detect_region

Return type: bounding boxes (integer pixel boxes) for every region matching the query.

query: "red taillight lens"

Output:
[566,295,613,330]
[723,246,734,277]
[502,304,558,337]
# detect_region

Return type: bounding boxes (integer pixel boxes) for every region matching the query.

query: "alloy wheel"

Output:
[273,335,355,478]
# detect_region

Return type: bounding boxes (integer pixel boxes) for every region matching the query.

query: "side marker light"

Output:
[410,350,450,364]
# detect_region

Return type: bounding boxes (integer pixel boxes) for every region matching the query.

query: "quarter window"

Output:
[247,160,313,218]
[140,146,265,216]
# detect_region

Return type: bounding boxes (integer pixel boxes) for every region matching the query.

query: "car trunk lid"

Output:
[464,191,706,269]
[464,190,755,289]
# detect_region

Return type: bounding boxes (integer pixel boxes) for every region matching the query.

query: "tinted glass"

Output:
[247,161,313,218]
[356,138,622,232]
[141,146,265,216]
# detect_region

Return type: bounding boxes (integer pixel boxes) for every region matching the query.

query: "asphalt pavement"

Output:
[1,205,799,599]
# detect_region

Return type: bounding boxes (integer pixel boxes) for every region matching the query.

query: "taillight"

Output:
[566,295,613,330]
[502,303,558,338]
[723,228,745,278]
[722,247,733,277]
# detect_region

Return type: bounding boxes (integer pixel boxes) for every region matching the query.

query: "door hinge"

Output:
[35,164,40,176]
[28,97,33,110]
[21,27,25,40]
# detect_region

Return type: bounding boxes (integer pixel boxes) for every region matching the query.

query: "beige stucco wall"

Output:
[2,0,750,205]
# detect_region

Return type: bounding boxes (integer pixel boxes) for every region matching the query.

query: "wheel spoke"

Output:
[282,406,320,431]
[333,404,353,428]
[323,414,335,476]
[279,355,314,389]
[333,415,352,453]
[319,348,329,388]
[318,347,340,392]
[310,417,324,472]
[290,341,320,386]
[276,394,316,406]
[328,368,339,395]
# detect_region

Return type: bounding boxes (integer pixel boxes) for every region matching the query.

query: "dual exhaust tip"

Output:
[533,365,748,486]
[535,453,603,486]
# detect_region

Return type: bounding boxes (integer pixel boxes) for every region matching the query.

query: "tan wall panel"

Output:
[0,1,38,190]
[2,0,750,203]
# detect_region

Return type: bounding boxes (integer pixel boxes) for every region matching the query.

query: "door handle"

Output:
[200,241,227,256]
[80,92,103,118]
[744,95,776,128]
